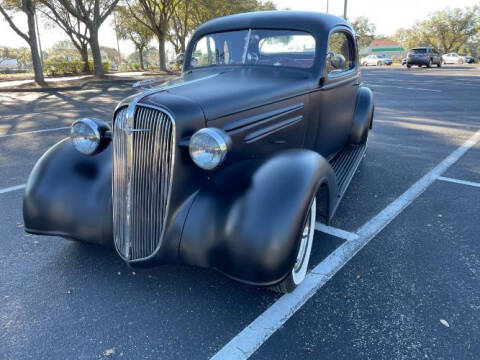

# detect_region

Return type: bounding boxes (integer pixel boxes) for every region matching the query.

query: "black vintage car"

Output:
[23,11,374,293]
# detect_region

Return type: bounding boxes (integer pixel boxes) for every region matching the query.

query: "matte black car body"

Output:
[406,47,442,68]
[23,11,374,287]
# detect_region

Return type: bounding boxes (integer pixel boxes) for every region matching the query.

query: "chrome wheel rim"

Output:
[292,198,316,285]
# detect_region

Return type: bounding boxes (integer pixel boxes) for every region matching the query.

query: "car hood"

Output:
[140,67,313,121]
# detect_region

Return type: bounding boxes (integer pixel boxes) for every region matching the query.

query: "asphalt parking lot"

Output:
[1,65,479,360]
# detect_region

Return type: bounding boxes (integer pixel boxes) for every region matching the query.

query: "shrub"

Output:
[44,61,110,76]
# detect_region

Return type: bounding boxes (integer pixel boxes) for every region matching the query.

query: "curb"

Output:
[0,78,139,93]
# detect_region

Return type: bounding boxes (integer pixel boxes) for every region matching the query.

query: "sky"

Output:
[0,0,478,57]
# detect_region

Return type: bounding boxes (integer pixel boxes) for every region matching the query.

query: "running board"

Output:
[329,143,367,218]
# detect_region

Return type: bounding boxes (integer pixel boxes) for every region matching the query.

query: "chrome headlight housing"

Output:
[71,118,111,155]
[189,128,231,170]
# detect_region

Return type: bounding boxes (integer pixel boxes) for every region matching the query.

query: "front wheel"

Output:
[271,197,316,293]
[437,61,442,68]
[427,59,432,68]
[362,62,367,66]
[407,64,411,68]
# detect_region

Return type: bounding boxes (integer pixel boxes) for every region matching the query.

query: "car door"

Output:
[310,29,359,157]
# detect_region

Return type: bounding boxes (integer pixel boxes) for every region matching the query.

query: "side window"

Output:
[326,31,355,75]
[192,36,218,67]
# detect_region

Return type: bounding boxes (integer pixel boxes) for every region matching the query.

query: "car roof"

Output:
[194,11,350,39]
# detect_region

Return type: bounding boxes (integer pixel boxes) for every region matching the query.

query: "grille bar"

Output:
[113,105,175,261]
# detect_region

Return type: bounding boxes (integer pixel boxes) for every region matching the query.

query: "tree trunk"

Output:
[80,44,89,73]
[158,34,167,71]
[139,46,145,70]
[89,27,104,77]
[25,1,44,84]
[181,38,186,53]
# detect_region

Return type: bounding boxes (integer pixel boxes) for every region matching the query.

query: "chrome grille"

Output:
[112,105,175,261]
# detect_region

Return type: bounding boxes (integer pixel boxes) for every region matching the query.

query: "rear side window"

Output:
[326,31,355,75]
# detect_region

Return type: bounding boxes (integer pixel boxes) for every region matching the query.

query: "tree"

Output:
[168,0,276,56]
[168,0,192,54]
[0,0,44,83]
[127,45,158,68]
[38,1,90,72]
[115,5,153,70]
[394,6,479,53]
[127,0,180,71]
[45,40,82,62]
[50,0,120,76]
[350,16,376,49]
[99,46,120,63]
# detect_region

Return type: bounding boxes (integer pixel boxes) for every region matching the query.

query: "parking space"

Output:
[1,66,479,359]
[251,180,480,360]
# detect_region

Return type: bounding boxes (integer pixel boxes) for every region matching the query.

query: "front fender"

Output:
[179,149,336,286]
[23,138,113,246]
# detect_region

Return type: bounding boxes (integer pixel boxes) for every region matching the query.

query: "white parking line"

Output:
[437,176,480,188]
[0,184,26,194]
[367,84,442,92]
[314,222,358,241]
[210,129,480,360]
[0,126,70,138]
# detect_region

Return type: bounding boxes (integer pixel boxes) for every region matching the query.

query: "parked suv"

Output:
[406,47,442,68]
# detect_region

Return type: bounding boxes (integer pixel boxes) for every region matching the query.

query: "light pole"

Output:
[343,0,348,19]
[326,0,329,13]
[34,7,43,66]
[113,9,122,68]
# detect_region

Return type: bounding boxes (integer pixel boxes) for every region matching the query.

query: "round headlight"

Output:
[189,128,231,170]
[70,118,104,155]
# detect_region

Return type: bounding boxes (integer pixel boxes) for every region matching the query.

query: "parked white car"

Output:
[361,54,392,66]
[442,53,465,64]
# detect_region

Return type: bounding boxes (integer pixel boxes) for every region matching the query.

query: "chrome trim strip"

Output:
[244,115,303,143]
[223,103,304,132]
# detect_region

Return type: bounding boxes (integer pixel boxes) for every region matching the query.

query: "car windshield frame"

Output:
[186,28,317,71]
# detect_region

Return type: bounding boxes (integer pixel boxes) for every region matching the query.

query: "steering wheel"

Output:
[246,52,259,64]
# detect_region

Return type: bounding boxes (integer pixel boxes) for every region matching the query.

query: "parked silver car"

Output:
[361,54,392,66]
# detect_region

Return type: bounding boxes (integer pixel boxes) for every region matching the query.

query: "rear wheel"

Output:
[437,61,442,68]
[407,64,411,68]
[362,62,367,66]
[459,59,464,64]
[271,198,316,293]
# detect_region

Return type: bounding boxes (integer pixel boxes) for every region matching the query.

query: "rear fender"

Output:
[349,86,374,144]
[179,149,337,286]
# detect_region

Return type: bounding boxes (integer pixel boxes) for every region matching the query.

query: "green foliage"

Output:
[350,16,376,49]
[115,5,154,50]
[44,61,109,76]
[45,41,82,63]
[393,6,479,53]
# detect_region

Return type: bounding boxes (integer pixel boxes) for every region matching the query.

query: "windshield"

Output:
[189,29,316,70]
